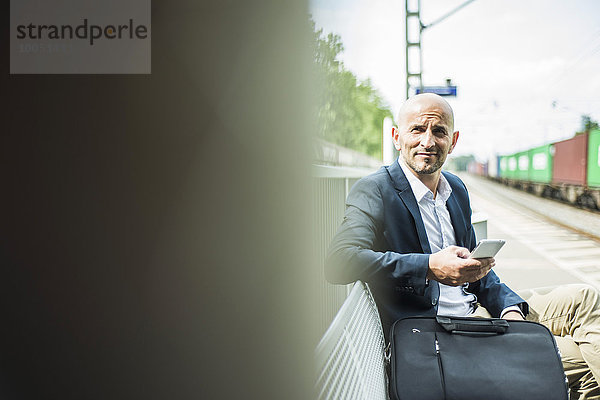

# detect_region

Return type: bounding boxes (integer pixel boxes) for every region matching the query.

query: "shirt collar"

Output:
[398,158,452,203]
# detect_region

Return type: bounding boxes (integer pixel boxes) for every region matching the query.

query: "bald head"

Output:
[391,93,459,183]
[397,93,454,132]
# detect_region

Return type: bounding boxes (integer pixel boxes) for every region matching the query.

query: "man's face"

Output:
[393,100,458,175]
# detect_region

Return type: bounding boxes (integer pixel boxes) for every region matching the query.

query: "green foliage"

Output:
[579,114,599,134]
[312,21,393,159]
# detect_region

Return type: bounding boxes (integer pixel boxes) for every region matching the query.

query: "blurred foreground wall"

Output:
[1,1,316,399]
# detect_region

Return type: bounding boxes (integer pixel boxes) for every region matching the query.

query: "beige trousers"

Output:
[474,284,600,400]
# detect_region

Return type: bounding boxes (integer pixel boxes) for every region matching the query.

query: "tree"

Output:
[312,21,393,159]
[580,114,599,134]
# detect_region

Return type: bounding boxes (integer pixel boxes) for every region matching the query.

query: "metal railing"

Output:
[315,281,388,400]
[313,139,382,170]
[313,164,379,336]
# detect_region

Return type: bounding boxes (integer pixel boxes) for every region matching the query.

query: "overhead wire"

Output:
[541,28,600,91]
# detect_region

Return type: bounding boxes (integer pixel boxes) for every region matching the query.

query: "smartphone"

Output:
[469,239,506,259]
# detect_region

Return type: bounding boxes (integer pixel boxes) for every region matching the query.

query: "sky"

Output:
[310,0,600,161]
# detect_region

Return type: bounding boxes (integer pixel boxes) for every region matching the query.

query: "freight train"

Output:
[468,129,600,211]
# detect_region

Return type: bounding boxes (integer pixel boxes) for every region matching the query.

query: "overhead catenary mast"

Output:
[405,0,476,99]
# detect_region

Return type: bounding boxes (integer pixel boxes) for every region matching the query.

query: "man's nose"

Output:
[420,129,435,148]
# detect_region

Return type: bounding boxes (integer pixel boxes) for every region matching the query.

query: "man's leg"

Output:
[522,285,600,400]
[555,336,600,400]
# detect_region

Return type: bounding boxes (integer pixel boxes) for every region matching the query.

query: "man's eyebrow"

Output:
[408,123,449,131]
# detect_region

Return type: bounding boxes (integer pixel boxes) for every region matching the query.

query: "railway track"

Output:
[460,173,600,290]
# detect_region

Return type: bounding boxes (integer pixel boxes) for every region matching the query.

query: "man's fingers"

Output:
[463,257,494,269]
[461,259,488,270]
[476,263,494,280]
[460,258,495,283]
[453,246,471,258]
[481,257,495,265]
[429,248,496,285]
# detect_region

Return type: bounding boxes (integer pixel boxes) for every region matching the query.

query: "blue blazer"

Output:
[325,160,527,334]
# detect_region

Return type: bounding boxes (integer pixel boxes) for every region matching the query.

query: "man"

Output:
[325,93,600,399]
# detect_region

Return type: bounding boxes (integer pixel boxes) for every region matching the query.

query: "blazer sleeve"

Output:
[475,269,530,317]
[325,177,430,296]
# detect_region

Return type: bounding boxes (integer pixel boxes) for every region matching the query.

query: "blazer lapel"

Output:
[445,192,467,247]
[386,161,432,254]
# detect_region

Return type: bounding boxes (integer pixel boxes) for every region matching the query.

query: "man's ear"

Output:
[392,126,401,150]
[448,130,460,154]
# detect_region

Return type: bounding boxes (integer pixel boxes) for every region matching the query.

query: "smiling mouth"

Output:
[416,153,437,157]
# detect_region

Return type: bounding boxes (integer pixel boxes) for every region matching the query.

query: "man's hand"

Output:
[427,246,494,286]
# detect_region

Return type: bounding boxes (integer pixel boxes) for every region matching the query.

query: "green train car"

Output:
[493,130,600,209]
[588,130,600,188]
[528,144,553,183]
[503,154,518,180]
[515,151,529,181]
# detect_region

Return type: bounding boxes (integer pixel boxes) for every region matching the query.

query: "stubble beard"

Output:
[403,151,445,175]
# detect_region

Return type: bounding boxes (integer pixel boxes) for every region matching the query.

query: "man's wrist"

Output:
[500,305,524,319]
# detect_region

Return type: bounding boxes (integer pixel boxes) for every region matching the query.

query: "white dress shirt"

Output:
[398,159,477,316]
[398,159,522,318]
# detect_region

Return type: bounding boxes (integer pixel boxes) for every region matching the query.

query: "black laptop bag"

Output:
[389,316,568,400]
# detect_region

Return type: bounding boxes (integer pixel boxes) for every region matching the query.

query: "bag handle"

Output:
[436,316,509,336]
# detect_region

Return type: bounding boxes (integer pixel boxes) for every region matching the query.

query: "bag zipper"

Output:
[384,342,391,364]
[435,337,447,399]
